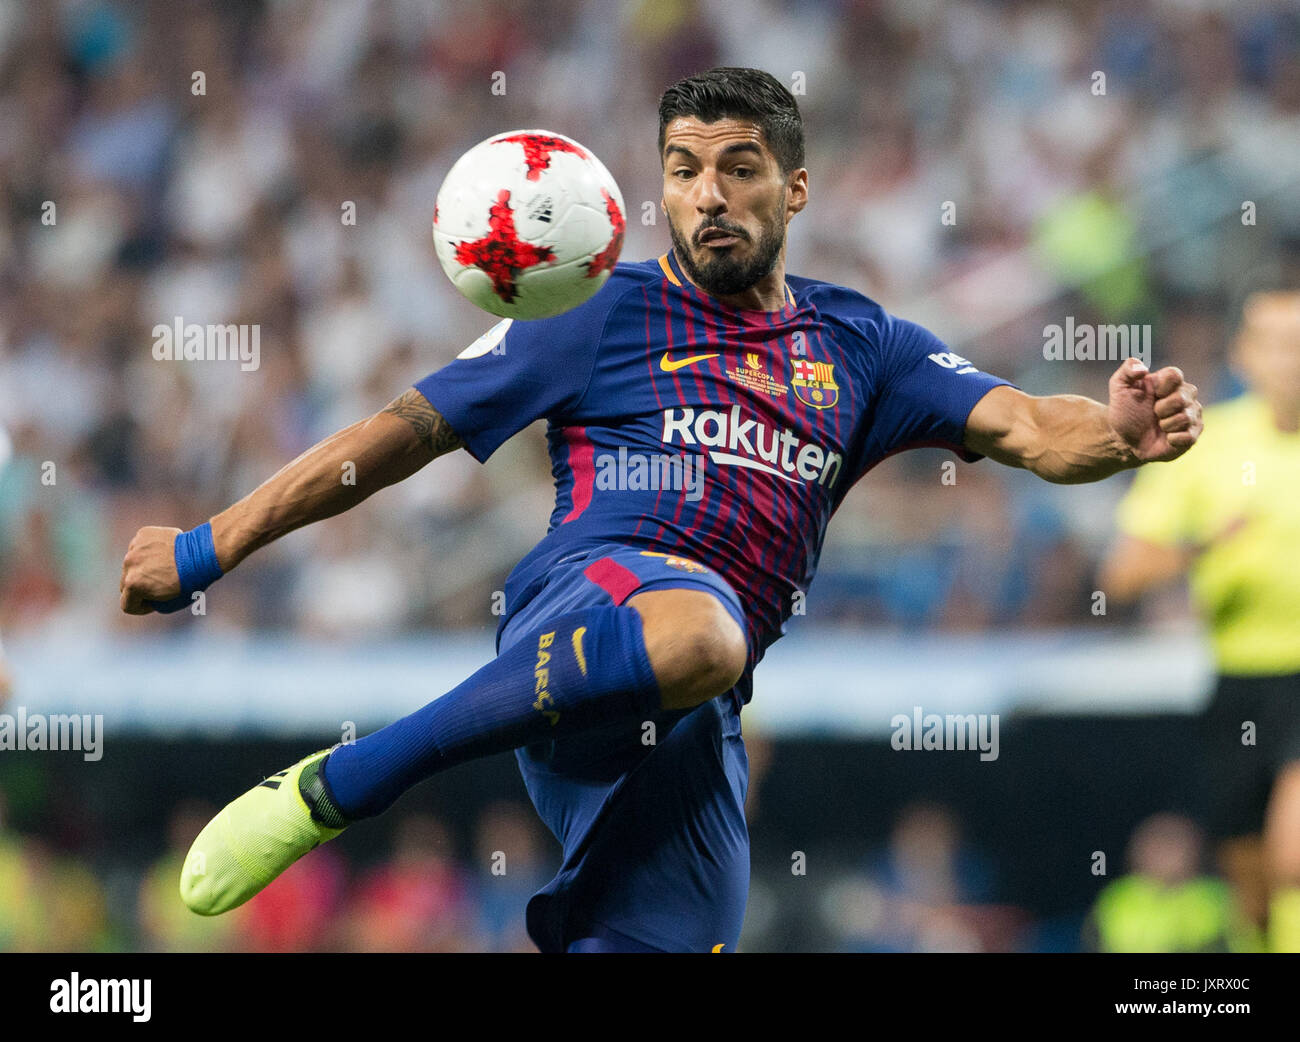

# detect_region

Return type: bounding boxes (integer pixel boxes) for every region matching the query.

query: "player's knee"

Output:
[661,625,745,710]
[631,591,747,711]
[685,618,746,700]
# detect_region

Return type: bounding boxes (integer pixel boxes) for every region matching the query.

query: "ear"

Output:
[785,168,809,220]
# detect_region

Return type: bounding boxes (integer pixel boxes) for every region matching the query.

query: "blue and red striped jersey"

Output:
[415,251,1011,683]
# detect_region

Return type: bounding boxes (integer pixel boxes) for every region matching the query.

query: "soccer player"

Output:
[120,68,1203,953]
[1100,290,1300,952]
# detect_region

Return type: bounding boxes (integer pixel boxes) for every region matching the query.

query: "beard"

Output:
[668,211,785,298]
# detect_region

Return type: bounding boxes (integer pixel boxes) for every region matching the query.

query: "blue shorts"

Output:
[497,543,752,953]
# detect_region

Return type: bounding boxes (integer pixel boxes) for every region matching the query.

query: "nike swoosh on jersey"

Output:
[660,352,719,372]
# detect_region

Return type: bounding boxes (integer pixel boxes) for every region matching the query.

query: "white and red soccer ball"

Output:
[433,130,626,320]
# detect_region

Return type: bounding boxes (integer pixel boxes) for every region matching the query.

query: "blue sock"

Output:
[320,604,661,819]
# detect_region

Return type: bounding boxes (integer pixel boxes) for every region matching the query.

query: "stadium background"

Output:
[0,0,1297,951]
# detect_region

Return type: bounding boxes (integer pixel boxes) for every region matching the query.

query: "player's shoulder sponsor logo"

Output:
[790,356,839,409]
[927,350,978,374]
[725,350,787,398]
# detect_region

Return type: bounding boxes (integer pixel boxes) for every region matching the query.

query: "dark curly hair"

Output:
[658,67,805,173]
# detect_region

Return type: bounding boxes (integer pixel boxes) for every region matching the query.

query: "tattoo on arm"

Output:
[382,389,464,456]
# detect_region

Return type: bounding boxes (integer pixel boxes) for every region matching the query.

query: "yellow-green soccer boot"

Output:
[180,749,347,915]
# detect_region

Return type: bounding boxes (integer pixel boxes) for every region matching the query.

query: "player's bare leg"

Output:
[1263,761,1300,951]
[627,588,747,710]
[181,585,745,915]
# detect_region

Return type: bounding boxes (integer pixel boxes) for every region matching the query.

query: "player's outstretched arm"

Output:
[962,358,1203,484]
[120,389,462,615]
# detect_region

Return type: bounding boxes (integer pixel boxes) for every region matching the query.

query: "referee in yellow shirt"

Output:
[1101,291,1300,952]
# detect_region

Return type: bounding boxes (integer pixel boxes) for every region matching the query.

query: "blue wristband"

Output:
[146,522,224,614]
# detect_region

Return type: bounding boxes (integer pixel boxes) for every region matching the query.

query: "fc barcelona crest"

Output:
[790,358,839,409]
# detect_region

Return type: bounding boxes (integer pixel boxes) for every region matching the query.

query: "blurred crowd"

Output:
[1,0,1298,641]
[0,778,1239,952]
[0,790,556,952]
[820,804,1240,953]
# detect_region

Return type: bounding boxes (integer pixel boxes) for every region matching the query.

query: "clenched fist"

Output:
[120,526,182,615]
[1108,358,1204,463]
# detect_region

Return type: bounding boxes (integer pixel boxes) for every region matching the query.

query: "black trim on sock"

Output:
[298,754,350,828]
